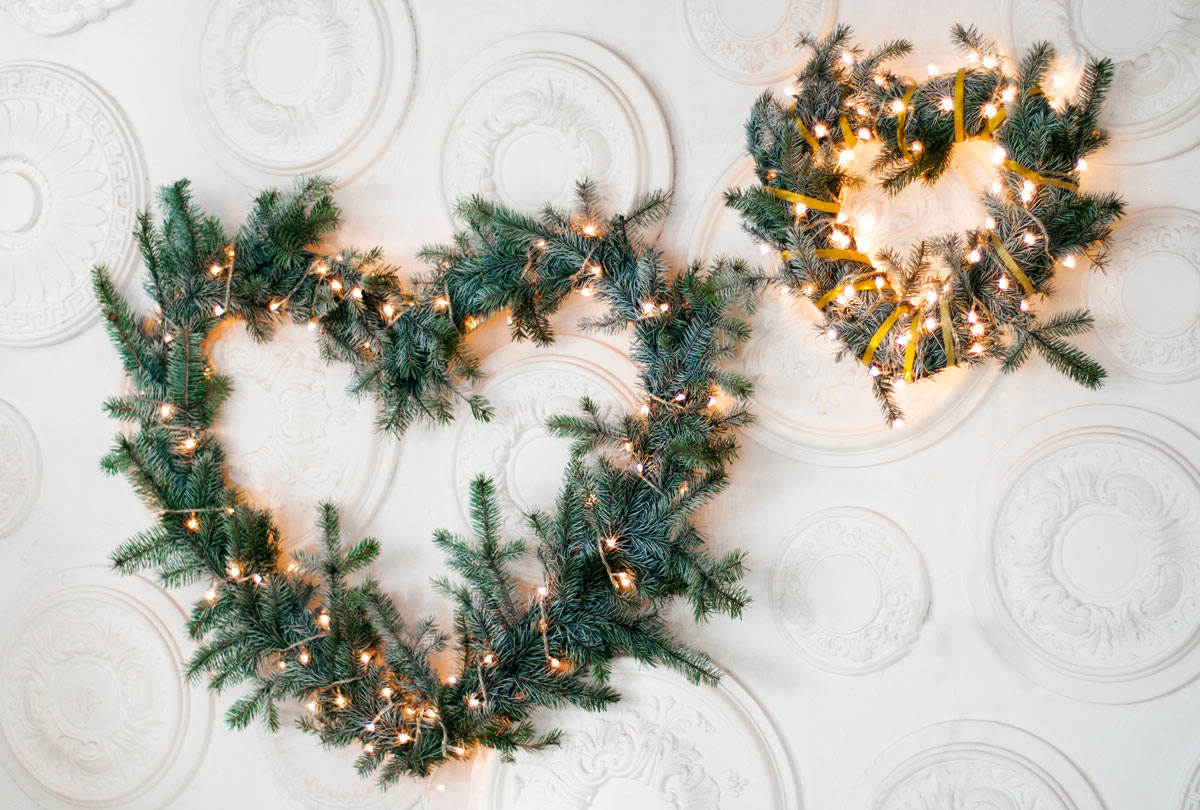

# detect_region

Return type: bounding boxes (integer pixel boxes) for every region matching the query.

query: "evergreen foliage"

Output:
[725,24,1125,424]
[95,178,755,784]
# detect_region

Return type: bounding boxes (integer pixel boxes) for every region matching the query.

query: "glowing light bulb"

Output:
[674,391,686,402]
[794,201,808,216]
[841,51,855,65]
[992,181,1003,194]
[351,287,363,300]
[971,342,985,354]
[890,98,906,114]
[910,140,923,153]
[182,436,197,451]
[330,279,343,292]
[984,103,998,118]
[307,318,318,330]
[838,148,855,164]
[759,243,770,255]
[659,302,670,313]
[269,300,281,312]
[616,571,634,590]
[451,746,466,757]
[434,296,448,310]
[398,731,411,744]
[364,744,375,754]
[582,224,597,237]
[186,516,199,531]
[536,585,549,598]
[1023,231,1037,245]
[925,290,938,304]
[967,50,979,63]
[1076,158,1088,172]
[968,310,978,324]
[213,304,224,316]
[874,275,885,289]
[1063,254,1077,268]
[939,97,955,112]
[534,239,547,249]
[1001,86,1015,102]
[836,211,849,224]
[306,700,317,713]
[210,264,222,276]
[998,275,1010,290]
[985,216,997,230]
[334,694,347,708]
[893,418,906,428]
[874,74,886,86]
[380,687,392,698]
[467,696,481,709]
[926,64,938,76]
[968,248,982,263]
[383,302,395,318]
[590,263,602,276]
[983,54,998,69]
[1020,299,1030,311]
[1052,74,1065,88]
[317,612,330,629]
[464,315,480,330]
[857,127,872,140]
[251,573,263,585]
[812,122,829,138]
[278,660,287,670]
[971,322,985,336]
[163,333,173,344]
[360,651,372,664]
[605,536,617,549]
[205,587,217,603]
[924,316,938,331]
[299,651,310,665]
[991,147,1006,165]
[482,654,495,666]
[549,657,562,670]
[868,365,882,378]
[447,675,458,685]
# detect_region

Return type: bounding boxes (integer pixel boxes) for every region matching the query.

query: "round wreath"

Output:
[726,24,1126,425]
[94,179,755,787]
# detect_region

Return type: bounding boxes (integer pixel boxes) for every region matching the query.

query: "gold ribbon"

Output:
[1001,158,1079,192]
[815,248,873,265]
[904,312,921,381]
[896,86,917,160]
[863,304,910,368]
[814,278,885,309]
[764,185,841,213]
[989,234,1036,296]
[979,107,1007,137]
[789,104,820,151]
[953,68,966,143]
[839,115,857,147]
[939,296,957,366]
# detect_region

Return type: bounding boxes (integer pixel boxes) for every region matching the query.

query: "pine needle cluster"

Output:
[95,178,756,784]
[725,24,1125,424]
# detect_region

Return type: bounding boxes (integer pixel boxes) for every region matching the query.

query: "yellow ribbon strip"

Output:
[939,296,956,366]
[863,304,910,368]
[814,278,886,309]
[904,312,921,381]
[953,68,966,143]
[789,104,819,151]
[815,248,873,264]
[989,234,1037,297]
[763,185,841,214]
[839,115,857,147]
[896,86,917,160]
[979,107,1007,137]
[1001,158,1079,192]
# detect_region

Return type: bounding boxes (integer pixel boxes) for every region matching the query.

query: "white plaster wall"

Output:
[1,1,1198,808]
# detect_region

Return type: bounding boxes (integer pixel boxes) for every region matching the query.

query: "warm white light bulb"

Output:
[968,248,982,263]
[984,103,998,118]
[1063,254,1077,268]
[812,122,829,138]
[890,98,905,114]
[939,97,955,112]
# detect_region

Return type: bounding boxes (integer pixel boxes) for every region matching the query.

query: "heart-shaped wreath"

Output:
[726,25,1125,424]
[95,178,755,786]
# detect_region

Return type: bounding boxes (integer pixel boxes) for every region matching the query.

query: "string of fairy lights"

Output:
[134,209,728,791]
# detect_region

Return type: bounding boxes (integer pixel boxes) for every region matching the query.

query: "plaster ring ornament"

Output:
[0,61,145,347]
[184,0,417,185]
[0,566,212,810]
[970,404,1200,703]
[441,32,673,218]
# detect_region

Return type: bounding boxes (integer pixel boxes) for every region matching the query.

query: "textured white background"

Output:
[2,0,1199,808]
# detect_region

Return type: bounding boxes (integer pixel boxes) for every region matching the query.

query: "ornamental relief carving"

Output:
[683,0,837,82]
[188,0,415,182]
[1087,208,1200,382]
[0,567,210,809]
[772,509,929,674]
[0,0,133,35]
[849,721,1103,810]
[442,33,672,217]
[480,661,796,810]
[0,399,40,539]
[0,61,144,346]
